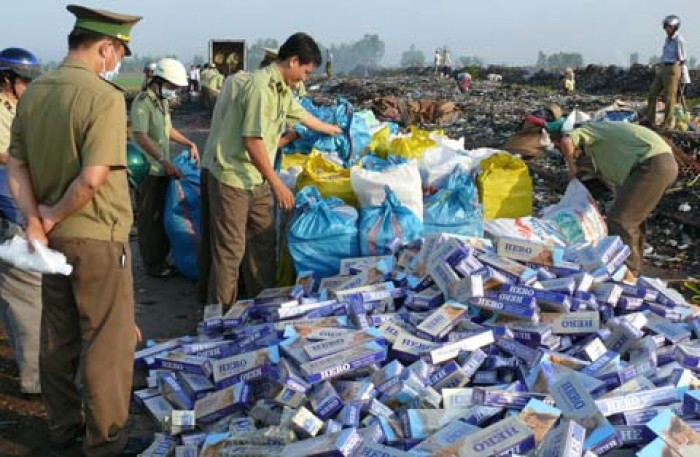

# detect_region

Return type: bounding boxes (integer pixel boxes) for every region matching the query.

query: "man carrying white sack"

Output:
[555,121,678,278]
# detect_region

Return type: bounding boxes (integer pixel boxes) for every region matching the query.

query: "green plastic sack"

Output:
[477,152,533,220]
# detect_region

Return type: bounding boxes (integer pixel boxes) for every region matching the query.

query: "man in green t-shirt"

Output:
[559,122,678,277]
[205,32,341,305]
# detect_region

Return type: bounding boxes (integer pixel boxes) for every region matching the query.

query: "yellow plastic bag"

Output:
[295,151,358,206]
[391,127,438,160]
[368,126,392,158]
[281,153,310,170]
[477,152,533,220]
[368,126,439,160]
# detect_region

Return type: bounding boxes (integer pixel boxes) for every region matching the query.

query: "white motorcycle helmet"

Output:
[153,58,188,87]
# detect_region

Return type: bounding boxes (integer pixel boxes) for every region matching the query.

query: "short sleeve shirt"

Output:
[662,33,687,64]
[0,92,16,167]
[566,122,672,186]
[207,64,307,189]
[9,58,132,242]
[130,89,171,176]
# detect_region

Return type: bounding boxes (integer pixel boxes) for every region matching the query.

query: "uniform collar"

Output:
[266,64,291,95]
[145,87,168,109]
[59,57,125,91]
[0,92,15,114]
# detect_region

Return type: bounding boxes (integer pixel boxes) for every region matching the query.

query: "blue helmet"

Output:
[0,48,41,80]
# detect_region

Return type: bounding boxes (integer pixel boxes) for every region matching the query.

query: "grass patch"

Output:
[114,74,143,92]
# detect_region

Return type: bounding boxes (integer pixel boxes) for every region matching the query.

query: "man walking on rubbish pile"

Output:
[204,32,342,305]
[556,121,678,279]
[0,47,43,397]
[647,14,688,129]
[131,57,199,278]
[8,5,144,455]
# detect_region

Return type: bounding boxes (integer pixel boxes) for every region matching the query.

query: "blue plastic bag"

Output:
[164,151,201,280]
[359,186,423,256]
[0,169,23,226]
[285,97,371,166]
[288,186,359,279]
[424,165,484,237]
[358,154,407,172]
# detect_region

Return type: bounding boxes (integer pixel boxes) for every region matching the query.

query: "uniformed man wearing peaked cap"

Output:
[66,4,141,55]
[8,5,144,456]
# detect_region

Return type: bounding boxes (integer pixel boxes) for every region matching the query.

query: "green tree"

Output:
[400,44,426,67]
[459,56,485,67]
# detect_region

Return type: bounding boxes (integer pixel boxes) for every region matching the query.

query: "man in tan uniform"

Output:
[0,47,43,396]
[8,5,142,455]
[131,57,199,278]
[206,33,341,305]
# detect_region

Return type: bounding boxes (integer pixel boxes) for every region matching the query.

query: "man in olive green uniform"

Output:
[206,33,341,305]
[200,63,222,111]
[559,122,678,277]
[8,5,141,455]
[0,47,43,396]
[131,57,199,278]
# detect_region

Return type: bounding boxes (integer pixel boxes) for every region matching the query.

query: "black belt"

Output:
[662,62,679,66]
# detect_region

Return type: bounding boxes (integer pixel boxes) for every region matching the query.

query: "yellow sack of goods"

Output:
[281,153,310,170]
[390,127,438,160]
[368,126,392,158]
[368,126,438,160]
[477,152,533,220]
[295,151,358,207]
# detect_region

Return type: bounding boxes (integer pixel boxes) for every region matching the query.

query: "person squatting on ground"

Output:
[556,121,678,279]
[8,5,144,455]
[204,32,342,306]
[0,47,43,397]
[131,57,199,279]
[647,14,688,129]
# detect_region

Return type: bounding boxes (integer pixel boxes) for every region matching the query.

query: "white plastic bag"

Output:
[541,179,607,244]
[350,160,423,220]
[0,235,73,275]
[562,109,592,133]
[420,146,476,192]
[484,216,567,247]
[682,65,692,85]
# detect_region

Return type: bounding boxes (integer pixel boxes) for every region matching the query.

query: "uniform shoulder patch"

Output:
[136,92,149,101]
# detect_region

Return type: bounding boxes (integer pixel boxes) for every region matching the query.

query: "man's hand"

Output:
[272,181,294,211]
[38,204,59,235]
[189,143,200,165]
[134,324,143,344]
[25,218,48,252]
[162,160,182,179]
[327,125,342,136]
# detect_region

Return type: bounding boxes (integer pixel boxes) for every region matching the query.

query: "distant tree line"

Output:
[536,51,584,69]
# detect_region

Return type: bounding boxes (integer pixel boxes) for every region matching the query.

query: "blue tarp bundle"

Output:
[359,186,423,256]
[424,165,483,237]
[288,186,360,279]
[285,97,371,167]
[164,151,201,280]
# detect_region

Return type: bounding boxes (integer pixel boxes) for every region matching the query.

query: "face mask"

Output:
[99,46,121,81]
[160,88,177,99]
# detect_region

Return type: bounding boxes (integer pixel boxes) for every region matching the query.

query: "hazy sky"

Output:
[7,0,699,67]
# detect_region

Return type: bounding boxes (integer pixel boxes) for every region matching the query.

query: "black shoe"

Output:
[146,266,178,279]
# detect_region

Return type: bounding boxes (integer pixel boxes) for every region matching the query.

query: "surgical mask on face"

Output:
[99,46,121,81]
[160,88,177,99]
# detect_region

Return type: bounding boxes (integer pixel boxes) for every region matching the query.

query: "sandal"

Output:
[147,266,178,279]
